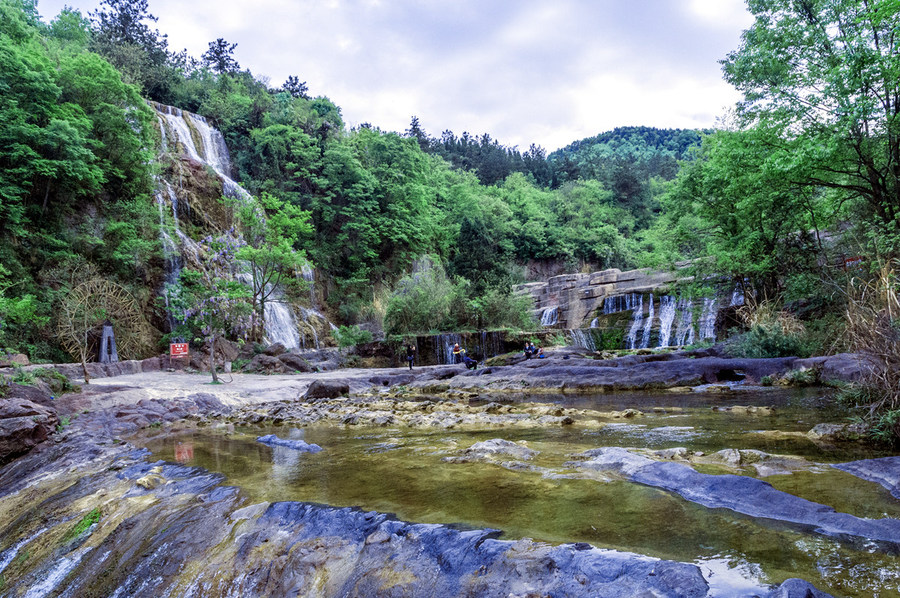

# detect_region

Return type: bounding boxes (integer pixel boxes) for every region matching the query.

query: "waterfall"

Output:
[264,300,302,348]
[590,317,599,328]
[155,188,181,331]
[569,329,597,352]
[625,294,644,349]
[731,289,745,306]
[657,296,677,348]
[478,330,503,359]
[154,103,252,202]
[435,333,463,364]
[639,293,654,349]
[540,306,559,327]
[699,297,718,340]
[673,298,695,346]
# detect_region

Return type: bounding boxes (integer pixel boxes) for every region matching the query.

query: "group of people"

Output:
[523,341,544,359]
[403,340,546,370]
[401,342,478,370]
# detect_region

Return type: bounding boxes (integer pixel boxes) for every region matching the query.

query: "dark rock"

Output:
[245,354,287,374]
[6,382,55,408]
[0,398,59,463]
[277,352,312,372]
[303,379,349,399]
[576,447,900,543]
[257,434,323,453]
[263,342,287,356]
[770,578,835,597]
[793,353,875,383]
[834,456,900,499]
[368,374,415,387]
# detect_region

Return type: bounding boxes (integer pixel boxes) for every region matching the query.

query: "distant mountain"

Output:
[548,126,708,186]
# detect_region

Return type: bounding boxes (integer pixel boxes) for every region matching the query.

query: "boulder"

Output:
[263,342,287,357]
[807,422,866,442]
[0,398,59,463]
[245,354,287,374]
[793,353,875,383]
[0,353,29,367]
[277,353,312,373]
[303,379,349,399]
[6,382,55,408]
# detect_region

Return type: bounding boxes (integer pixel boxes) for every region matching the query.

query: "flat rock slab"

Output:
[834,457,900,499]
[576,447,900,544]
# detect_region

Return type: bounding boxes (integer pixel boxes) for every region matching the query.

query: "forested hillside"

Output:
[0,0,703,361]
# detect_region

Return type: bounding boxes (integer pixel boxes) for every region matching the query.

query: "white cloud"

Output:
[35,0,754,151]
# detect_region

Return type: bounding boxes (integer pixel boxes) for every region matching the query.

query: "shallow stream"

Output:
[135,387,900,597]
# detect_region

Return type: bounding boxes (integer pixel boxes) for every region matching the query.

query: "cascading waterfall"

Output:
[625,294,644,349]
[639,293,654,349]
[154,102,313,347]
[698,297,717,340]
[657,295,677,348]
[673,298,696,346]
[540,306,559,327]
[585,290,736,350]
[568,329,598,352]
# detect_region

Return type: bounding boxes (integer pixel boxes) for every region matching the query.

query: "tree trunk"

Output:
[209,334,219,383]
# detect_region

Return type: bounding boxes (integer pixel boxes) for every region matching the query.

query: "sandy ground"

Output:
[67,365,439,411]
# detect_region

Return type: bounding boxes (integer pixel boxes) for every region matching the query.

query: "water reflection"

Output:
[136,388,900,597]
[174,440,193,463]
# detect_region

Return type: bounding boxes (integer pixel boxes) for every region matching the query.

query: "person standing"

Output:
[452,343,463,364]
[405,342,416,370]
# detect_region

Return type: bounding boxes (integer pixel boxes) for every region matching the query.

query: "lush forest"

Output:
[2,0,900,438]
[0,0,691,358]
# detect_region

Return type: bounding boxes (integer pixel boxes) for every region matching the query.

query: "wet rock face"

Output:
[573,447,900,544]
[834,456,900,499]
[0,397,59,463]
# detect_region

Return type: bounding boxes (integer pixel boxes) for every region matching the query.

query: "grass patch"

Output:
[64,508,101,542]
[56,415,71,432]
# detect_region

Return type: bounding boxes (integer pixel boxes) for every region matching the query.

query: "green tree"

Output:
[170,236,252,383]
[202,38,240,74]
[723,0,900,232]
[665,126,827,297]
[234,193,312,341]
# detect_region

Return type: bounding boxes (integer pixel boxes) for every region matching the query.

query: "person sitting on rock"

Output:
[462,353,478,370]
[524,342,534,359]
[452,343,464,364]
[536,347,545,359]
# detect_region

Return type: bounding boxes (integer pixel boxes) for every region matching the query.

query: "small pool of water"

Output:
[135,388,900,597]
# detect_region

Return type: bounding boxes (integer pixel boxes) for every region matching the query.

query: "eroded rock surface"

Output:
[0,397,59,464]
[572,447,900,543]
[834,456,900,499]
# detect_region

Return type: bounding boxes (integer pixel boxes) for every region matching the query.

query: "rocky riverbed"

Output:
[0,349,895,597]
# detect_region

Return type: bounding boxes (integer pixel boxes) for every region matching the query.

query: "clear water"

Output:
[137,388,900,597]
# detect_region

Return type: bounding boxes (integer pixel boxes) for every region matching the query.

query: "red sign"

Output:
[170,343,189,357]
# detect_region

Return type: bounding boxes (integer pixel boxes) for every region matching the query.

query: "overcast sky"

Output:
[37,0,754,152]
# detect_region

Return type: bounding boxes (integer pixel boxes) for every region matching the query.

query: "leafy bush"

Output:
[333,325,374,349]
[729,325,814,358]
[33,368,80,394]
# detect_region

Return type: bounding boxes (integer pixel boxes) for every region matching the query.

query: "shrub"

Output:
[333,325,373,349]
[839,258,900,445]
[730,325,814,358]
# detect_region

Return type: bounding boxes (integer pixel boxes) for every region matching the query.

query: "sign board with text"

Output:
[170,343,189,357]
